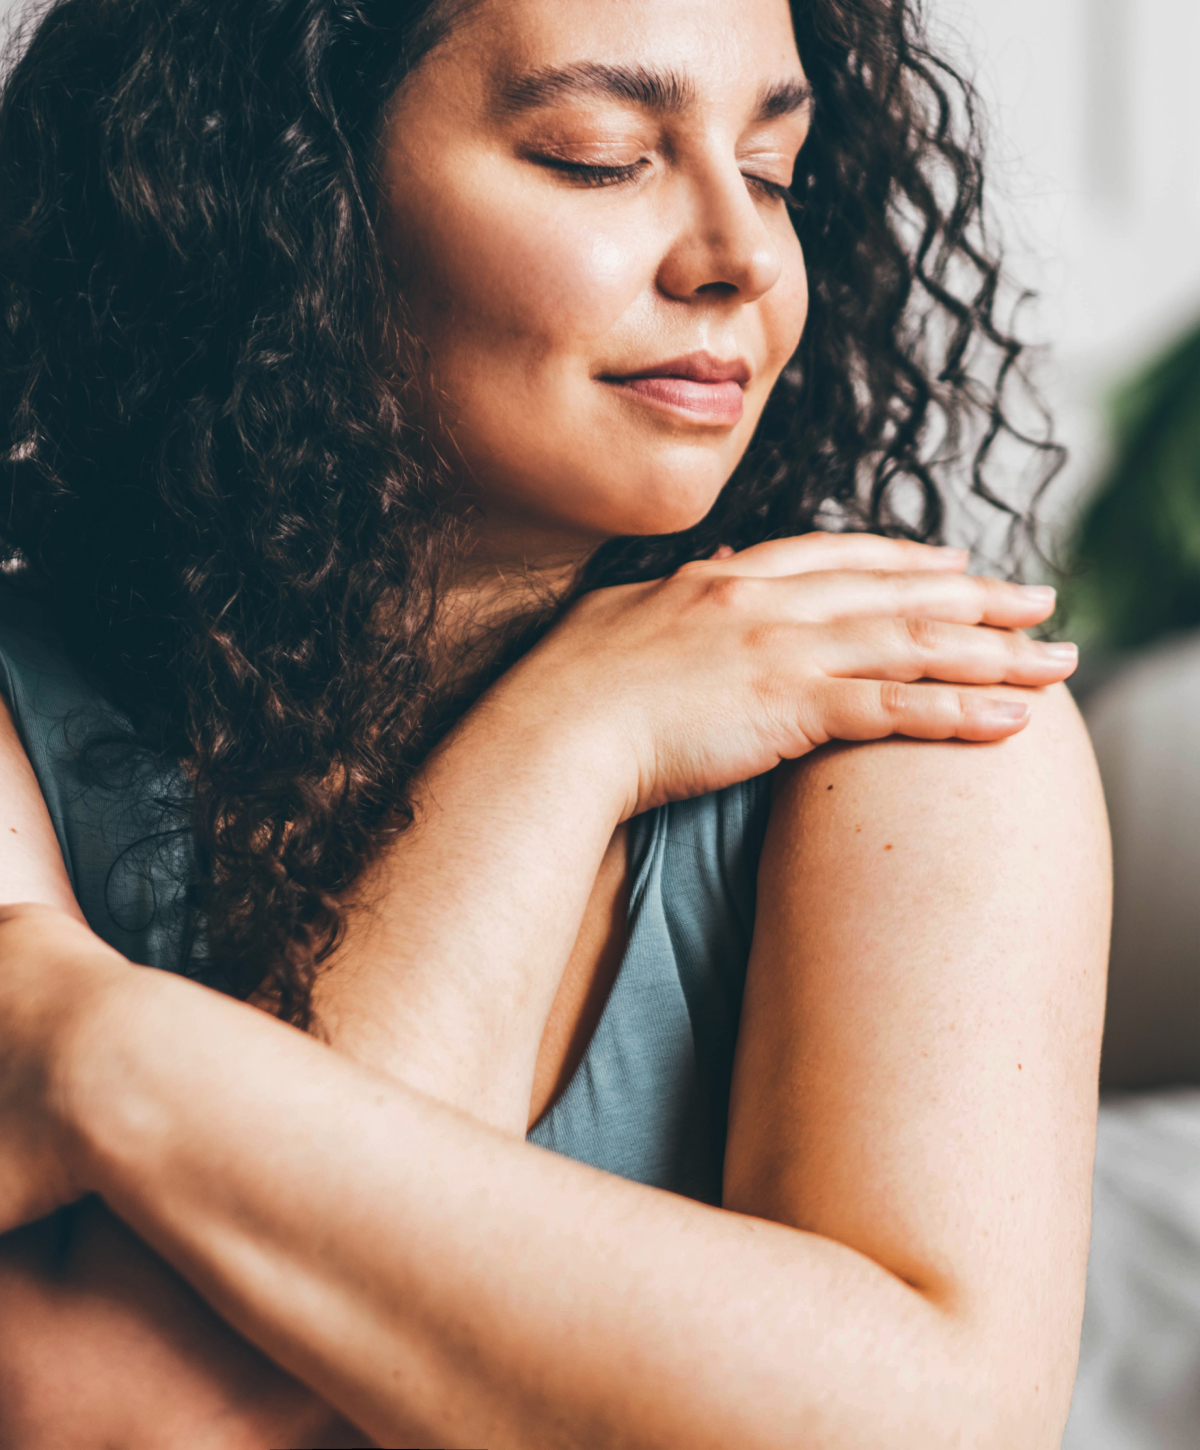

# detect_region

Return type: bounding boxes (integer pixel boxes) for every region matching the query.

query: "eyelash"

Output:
[544,158,646,187]
[541,158,796,206]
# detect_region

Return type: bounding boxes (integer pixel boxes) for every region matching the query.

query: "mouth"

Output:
[598,351,751,426]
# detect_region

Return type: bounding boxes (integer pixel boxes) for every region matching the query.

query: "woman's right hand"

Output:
[295,532,1071,1134]
[507,532,1074,819]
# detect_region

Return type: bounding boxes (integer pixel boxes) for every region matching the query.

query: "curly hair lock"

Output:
[0,0,1060,1024]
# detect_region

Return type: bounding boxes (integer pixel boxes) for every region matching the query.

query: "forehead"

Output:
[440,0,805,109]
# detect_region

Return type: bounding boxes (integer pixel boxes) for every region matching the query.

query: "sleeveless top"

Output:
[0,593,772,1206]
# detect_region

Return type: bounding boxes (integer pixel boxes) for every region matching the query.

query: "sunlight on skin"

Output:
[380,0,811,569]
[0,0,1104,1446]
[0,6,817,1442]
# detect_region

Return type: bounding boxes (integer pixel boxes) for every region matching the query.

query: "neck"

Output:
[431,536,591,701]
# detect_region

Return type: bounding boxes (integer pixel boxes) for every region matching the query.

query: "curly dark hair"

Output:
[0,0,1060,1024]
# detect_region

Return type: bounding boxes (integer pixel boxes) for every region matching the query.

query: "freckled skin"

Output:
[379,0,810,563]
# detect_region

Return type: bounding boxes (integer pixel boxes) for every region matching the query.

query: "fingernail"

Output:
[1018,585,1056,606]
[1039,641,1078,660]
[981,701,1030,725]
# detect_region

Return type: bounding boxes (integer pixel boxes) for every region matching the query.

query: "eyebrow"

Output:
[497,62,814,123]
[756,77,814,122]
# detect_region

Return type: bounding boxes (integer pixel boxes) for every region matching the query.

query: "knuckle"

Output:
[901,615,941,653]
[878,679,914,717]
[700,573,757,613]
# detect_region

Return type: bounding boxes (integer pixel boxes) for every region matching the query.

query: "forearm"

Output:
[313,675,626,1131]
[65,963,1008,1450]
[0,679,627,1444]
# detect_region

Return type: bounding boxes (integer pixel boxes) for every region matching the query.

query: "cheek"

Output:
[766,230,809,368]
[402,178,651,362]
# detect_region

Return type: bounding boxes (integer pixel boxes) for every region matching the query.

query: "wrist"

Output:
[0,905,136,1227]
[47,940,148,1194]
[478,648,640,825]
[315,659,635,1131]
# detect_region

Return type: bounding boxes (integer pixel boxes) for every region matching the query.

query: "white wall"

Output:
[932,0,1200,539]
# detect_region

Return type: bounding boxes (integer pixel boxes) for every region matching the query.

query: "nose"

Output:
[655,161,784,304]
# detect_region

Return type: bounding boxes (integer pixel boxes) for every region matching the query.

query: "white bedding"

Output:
[1064,1092,1200,1448]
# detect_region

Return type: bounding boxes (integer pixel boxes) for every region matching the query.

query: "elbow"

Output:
[960,1387,1079,1450]
[975,1357,1081,1450]
[918,1294,1084,1450]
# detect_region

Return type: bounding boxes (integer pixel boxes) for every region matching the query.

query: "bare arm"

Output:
[0,646,636,1446]
[308,536,1074,1130]
[0,536,1089,1444]
[725,682,1110,1443]
[0,676,1108,1449]
[0,699,85,918]
[0,701,366,1447]
[1,535,1070,1130]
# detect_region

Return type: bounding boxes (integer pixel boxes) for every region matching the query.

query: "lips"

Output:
[600,351,751,426]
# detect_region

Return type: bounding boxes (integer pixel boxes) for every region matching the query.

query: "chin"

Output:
[607,477,727,539]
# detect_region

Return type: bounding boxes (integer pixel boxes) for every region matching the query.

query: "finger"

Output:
[709,533,969,580]
[798,678,1032,749]
[782,569,1057,630]
[812,617,1078,688]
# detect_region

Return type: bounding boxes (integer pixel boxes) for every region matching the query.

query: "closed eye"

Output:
[743,173,794,205]
[533,157,649,187]
[533,156,799,209]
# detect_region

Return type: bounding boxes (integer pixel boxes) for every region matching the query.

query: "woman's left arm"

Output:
[725,680,1110,1441]
[0,686,1108,1449]
[0,680,1108,1450]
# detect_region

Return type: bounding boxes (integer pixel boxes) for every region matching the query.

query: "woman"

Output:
[0,0,1108,1444]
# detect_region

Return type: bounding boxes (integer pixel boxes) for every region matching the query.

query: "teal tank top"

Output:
[0,593,771,1206]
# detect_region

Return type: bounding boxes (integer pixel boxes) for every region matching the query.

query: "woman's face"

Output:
[381,0,810,565]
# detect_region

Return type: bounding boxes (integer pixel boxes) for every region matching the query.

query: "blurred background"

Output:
[932,5,1200,1444]
[937,0,1200,544]
[2,0,1198,1443]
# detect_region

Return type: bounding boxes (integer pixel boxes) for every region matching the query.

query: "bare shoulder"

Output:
[730,700,1109,1439]
[742,679,1111,1195]
[0,698,83,917]
[767,682,1108,886]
